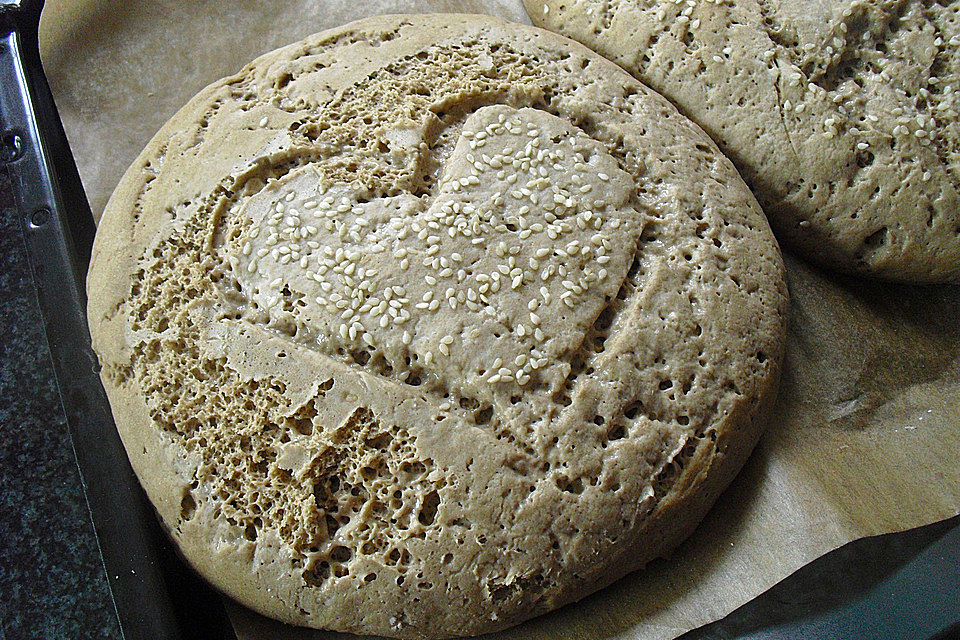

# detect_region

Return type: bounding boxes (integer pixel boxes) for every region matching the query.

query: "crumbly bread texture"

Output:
[87,14,788,639]
[526,0,960,283]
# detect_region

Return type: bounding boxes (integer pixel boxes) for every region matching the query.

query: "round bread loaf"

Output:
[527,0,960,283]
[87,14,788,638]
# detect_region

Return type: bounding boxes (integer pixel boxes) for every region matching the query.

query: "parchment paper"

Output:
[39,2,960,639]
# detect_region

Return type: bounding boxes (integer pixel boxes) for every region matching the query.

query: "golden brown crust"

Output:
[88,14,788,638]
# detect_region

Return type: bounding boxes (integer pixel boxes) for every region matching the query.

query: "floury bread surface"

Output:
[87,14,788,638]
[526,0,960,283]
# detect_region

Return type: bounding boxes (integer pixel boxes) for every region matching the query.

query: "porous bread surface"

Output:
[87,14,788,639]
[527,0,960,283]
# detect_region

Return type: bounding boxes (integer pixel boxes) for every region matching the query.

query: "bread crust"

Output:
[527,0,960,283]
[88,14,788,638]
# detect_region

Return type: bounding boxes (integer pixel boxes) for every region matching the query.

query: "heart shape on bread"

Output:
[230,106,643,399]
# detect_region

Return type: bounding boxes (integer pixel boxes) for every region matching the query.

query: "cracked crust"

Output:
[527,0,960,283]
[87,14,788,638]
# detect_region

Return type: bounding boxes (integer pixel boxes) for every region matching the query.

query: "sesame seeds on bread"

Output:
[87,14,788,638]
[527,0,960,283]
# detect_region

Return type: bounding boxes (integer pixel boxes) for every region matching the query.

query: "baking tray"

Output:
[0,2,235,639]
[0,1,957,639]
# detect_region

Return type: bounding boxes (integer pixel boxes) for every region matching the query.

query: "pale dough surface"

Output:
[85,13,787,639]
[526,0,960,283]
